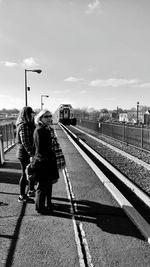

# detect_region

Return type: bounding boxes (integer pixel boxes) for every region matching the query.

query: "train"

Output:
[54,104,77,125]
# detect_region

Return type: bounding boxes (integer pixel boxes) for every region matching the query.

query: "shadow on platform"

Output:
[0,196,145,267]
[49,197,145,241]
[0,160,20,184]
[0,146,146,267]
[1,203,27,267]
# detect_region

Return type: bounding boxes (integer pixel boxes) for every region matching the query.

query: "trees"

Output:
[0,108,20,118]
[74,107,100,121]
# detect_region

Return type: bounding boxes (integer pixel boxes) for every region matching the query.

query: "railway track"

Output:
[70,125,150,197]
[59,123,150,243]
[75,125,150,164]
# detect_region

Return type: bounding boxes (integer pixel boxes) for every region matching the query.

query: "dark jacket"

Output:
[33,122,59,181]
[16,122,35,160]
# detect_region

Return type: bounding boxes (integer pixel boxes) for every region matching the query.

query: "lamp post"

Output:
[137,101,139,124]
[41,95,49,109]
[25,69,42,106]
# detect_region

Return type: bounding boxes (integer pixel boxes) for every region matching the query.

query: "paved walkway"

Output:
[0,144,80,267]
[2,125,150,267]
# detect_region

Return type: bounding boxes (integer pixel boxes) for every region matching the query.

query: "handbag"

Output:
[25,163,37,182]
[25,155,43,182]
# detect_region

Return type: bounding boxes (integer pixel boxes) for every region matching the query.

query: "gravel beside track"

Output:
[69,126,150,197]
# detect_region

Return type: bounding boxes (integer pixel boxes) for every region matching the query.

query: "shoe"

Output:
[18,195,35,203]
[47,207,54,214]
[36,207,49,215]
[27,190,36,197]
[36,206,54,215]
[26,197,35,203]
[47,204,54,211]
[18,195,26,203]
[46,204,54,214]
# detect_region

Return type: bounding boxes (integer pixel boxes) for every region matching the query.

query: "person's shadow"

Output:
[51,197,144,240]
[0,160,21,185]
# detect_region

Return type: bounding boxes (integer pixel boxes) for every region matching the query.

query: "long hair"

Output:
[16,106,34,126]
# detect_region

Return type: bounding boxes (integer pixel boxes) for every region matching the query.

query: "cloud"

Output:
[1,57,39,68]
[90,78,139,87]
[64,77,84,82]
[136,82,150,88]
[22,57,38,68]
[0,61,17,67]
[86,0,100,14]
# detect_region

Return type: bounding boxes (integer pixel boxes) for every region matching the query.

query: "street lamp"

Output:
[41,95,49,109]
[25,69,42,106]
[137,101,139,124]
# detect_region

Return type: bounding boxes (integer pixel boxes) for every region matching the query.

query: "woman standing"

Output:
[34,109,59,214]
[16,106,35,203]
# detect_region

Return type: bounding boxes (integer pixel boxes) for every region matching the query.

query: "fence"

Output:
[77,119,150,151]
[0,122,16,165]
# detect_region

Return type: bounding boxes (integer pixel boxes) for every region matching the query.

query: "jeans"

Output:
[35,181,52,210]
[19,158,35,196]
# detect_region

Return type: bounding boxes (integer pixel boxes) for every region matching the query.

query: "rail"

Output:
[0,121,16,165]
[77,119,150,152]
[60,123,150,243]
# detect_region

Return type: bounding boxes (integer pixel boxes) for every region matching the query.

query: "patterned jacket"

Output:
[16,122,35,160]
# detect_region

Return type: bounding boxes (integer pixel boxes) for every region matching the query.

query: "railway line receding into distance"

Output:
[59,123,150,243]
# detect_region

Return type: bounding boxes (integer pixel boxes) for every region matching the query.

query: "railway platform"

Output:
[0,146,80,266]
[1,124,150,267]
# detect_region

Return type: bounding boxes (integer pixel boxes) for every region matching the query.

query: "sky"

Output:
[0,0,150,113]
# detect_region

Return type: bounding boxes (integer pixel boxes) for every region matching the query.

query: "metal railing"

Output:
[0,122,16,165]
[77,119,150,152]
